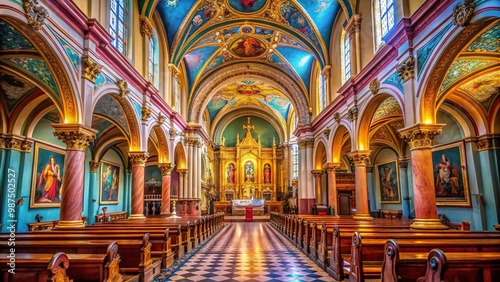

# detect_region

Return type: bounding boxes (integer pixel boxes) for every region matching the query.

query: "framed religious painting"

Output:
[376,160,401,203]
[30,142,66,208]
[100,160,121,204]
[431,142,470,207]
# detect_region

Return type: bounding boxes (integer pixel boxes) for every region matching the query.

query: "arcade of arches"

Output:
[1,0,500,234]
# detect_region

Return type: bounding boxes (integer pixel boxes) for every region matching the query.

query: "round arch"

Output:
[314,140,327,170]
[174,141,187,169]
[331,123,352,163]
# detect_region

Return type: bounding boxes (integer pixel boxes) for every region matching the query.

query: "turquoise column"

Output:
[366,166,376,215]
[398,159,410,219]
[124,169,132,216]
[477,138,499,230]
[87,161,100,225]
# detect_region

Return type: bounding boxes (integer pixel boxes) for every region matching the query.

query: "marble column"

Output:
[52,124,97,229]
[366,166,376,213]
[348,150,373,220]
[87,161,100,225]
[398,159,410,218]
[177,169,186,199]
[312,170,323,204]
[128,151,149,220]
[326,163,341,217]
[298,138,315,214]
[346,14,362,76]
[399,123,448,229]
[159,163,175,215]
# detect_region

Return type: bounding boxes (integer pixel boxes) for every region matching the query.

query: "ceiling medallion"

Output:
[166,0,178,8]
[228,36,268,58]
[226,0,269,15]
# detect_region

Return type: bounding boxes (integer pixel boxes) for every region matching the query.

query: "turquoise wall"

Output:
[222,116,280,148]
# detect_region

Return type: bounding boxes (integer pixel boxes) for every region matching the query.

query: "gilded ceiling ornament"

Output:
[334,112,341,124]
[128,152,149,167]
[396,56,415,82]
[476,138,491,151]
[452,0,475,27]
[139,16,153,38]
[158,163,175,175]
[157,113,166,125]
[23,0,49,30]
[398,123,443,150]
[348,151,371,167]
[323,128,331,139]
[82,56,102,82]
[52,124,97,151]
[398,160,409,169]
[20,140,32,152]
[141,103,152,122]
[89,161,101,173]
[347,106,358,122]
[116,79,130,98]
[369,78,380,95]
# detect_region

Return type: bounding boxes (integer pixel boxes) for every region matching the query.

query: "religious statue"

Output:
[226,163,236,184]
[244,161,254,182]
[263,163,271,183]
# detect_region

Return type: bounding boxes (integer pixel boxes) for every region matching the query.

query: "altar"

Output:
[232,199,265,216]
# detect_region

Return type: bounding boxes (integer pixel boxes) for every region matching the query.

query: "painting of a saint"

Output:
[230,37,266,58]
[31,143,65,208]
[263,164,271,183]
[244,161,255,182]
[227,163,236,184]
[431,143,470,206]
[228,0,267,12]
[376,160,400,203]
[100,161,120,204]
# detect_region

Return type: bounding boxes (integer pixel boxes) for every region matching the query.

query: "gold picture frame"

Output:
[376,159,401,204]
[99,160,121,204]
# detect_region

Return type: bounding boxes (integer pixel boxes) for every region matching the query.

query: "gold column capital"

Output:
[298,138,314,149]
[89,161,101,173]
[52,123,97,151]
[158,163,175,175]
[326,162,341,174]
[23,0,49,30]
[128,151,149,167]
[82,56,102,82]
[348,150,371,167]
[311,170,323,178]
[177,169,188,177]
[396,56,415,82]
[139,16,153,37]
[398,123,444,150]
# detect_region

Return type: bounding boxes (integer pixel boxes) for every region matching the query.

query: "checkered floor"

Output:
[157,222,333,281]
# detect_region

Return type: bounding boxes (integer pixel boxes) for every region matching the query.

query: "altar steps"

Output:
[224,215,270,222]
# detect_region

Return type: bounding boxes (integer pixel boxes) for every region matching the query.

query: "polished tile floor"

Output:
[158,222,333,281]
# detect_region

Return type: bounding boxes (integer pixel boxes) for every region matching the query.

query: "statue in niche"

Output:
[263,164,271,183]
[226,163,236,184]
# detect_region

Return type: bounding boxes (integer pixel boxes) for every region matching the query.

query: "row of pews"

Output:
[270,212,500,282]
[0,213,225,281]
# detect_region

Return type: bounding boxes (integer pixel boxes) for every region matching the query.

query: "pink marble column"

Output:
[399,124,448,229]
[312,170,323,204]
[327,163,341,217]
[348,151,373,220]
[128,152,149,220]
[52,124,97,229]
[159,163,175,215]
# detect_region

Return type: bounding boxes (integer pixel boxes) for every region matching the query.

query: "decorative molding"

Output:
[82,56,102,82]
[398,123,444,150]
[298,138,314,149]
[23,0,49,30]
[477,138,491,151]
[158,163,175,175]
[1,135,33,152]
[334,112,341,124]
[348,150,371,167]
[116,80,130,97]
[89,161,101,173]
[52,124,97,151]
[177,169,188,178]
[398,160,409,169]
[326,162,341,174]
[396,56,415,82]
[347,106,358,122]
[157,113,166,125]
[369,78,380,95]
[184,137,202,148]
[169,128,178,140]
[141,103,152,122]
[139,16,153,38]
[366,166,374,173]
[452,0,475,27]
[128,151,149,167]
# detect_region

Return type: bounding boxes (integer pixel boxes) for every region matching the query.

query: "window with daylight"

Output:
[319,71,326,111]
[292,144,299,179]
[148,33,160,89]
[341,30,351,84]
[109,0,127,55]
[374,0,395,50]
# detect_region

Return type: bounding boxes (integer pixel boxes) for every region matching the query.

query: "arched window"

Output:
[292,144,299,179]
[109,0,128,55]
[319,71,326,111]
[374,0,395,50]
[148,31,160,89]
[340,30,351,84]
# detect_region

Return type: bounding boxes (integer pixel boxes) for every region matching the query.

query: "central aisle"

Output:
[165,222,332,281]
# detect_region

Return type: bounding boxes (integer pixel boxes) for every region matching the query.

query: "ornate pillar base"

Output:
[353,214,373,221]
[128,214,146,220]
[411,218,449,230]
[55,220,85,229]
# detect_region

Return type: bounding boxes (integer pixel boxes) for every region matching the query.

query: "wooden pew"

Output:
[348,232,500,282]
[0,252,73,282]
[0,242,121,282]
[0,235,159,282]
[382,239,500,282]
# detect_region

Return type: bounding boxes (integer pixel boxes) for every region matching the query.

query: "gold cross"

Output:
[243,117,254,132]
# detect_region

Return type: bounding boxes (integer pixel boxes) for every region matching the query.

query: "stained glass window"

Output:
[292,144,299,179]
[148,37,155,83]
[319,71,326,111]
[374,0,395,50]
[341,30,351,83]
[109,0,127,55]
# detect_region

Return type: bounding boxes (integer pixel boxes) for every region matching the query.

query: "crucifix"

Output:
[243,117,254,137]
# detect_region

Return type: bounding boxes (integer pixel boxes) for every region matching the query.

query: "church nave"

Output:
[160,222,332,282]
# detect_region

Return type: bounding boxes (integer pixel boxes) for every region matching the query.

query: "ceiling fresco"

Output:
[94,95,130,134]
[372,97,402,121]
[459,70,500,111]
[0,19,35,50]
[0,69,37,112]
[206,80,291,122]
[465,22,500,52]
